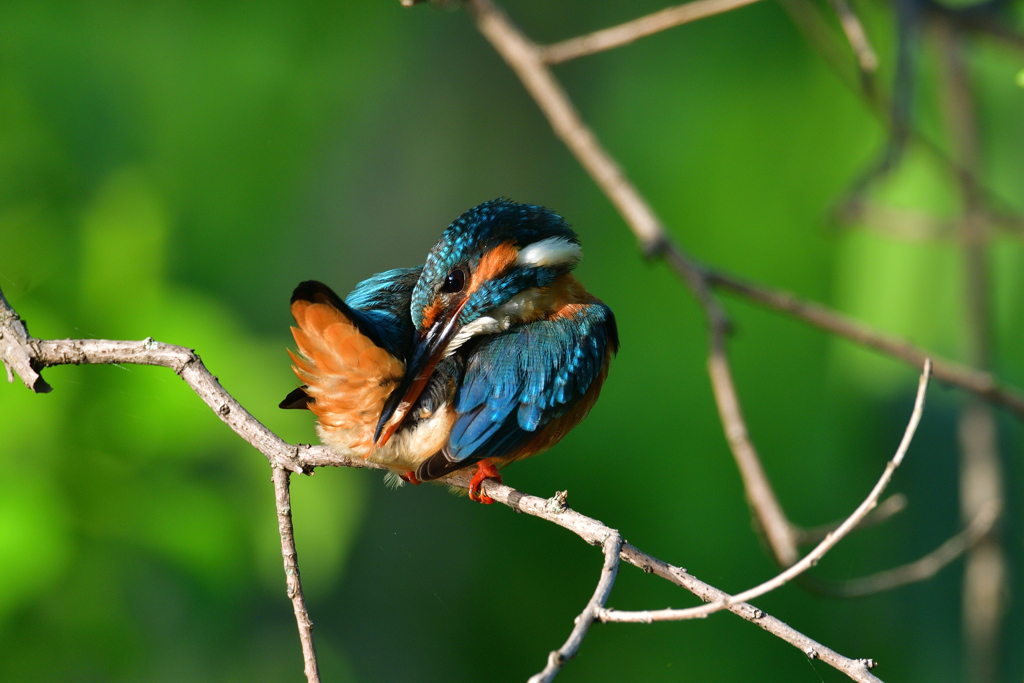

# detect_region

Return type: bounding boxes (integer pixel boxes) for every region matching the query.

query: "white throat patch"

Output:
[516,237,582,269]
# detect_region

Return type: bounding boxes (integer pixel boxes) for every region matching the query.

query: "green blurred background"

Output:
[1,0,1022,681]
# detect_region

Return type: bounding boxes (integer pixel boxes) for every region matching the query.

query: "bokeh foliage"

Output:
[0,0,1022,681]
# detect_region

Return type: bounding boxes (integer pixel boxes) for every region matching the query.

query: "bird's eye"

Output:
[443,269,466,293]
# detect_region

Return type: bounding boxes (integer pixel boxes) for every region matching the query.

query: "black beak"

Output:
[374,299,466,446]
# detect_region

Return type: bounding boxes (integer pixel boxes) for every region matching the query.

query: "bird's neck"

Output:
[504,272,597,323]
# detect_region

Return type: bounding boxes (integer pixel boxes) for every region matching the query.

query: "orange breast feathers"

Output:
[287,299,405,457]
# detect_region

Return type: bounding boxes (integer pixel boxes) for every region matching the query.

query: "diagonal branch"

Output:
[826,0,878,73]
[1,285,885,683]
[708,327,799,565]
[273,467,321,683]
[599,360,930,623]
[539,0,765,65]
[704,270,1024,418]
[528,532,623,683]
[455,0,1024,586]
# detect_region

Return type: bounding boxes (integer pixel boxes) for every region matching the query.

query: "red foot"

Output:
[468,460,502,504]
[400,471,421,486]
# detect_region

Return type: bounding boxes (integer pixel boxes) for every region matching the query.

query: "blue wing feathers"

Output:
[342,267,422,360]
[446,301,615,462]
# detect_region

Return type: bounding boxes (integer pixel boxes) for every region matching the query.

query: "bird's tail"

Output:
[284,281,405,457]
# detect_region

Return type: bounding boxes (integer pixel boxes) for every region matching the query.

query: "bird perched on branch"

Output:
[281,199,618,503]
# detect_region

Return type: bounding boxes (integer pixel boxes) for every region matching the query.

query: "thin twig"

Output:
[796,494,906,546]
[704,269,1024,419]
[811,500,1000,598]
[600,360,930,622]
[826,0,878,73]
[539,0,764,65]
[1,286,884,683]
[273,467,320,683]
[708,328,799,566]
[528,532,623,683]
[777,0,876,102]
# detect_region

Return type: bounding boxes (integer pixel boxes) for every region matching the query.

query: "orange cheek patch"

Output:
[420,298,445,330]
[467,241,519,295]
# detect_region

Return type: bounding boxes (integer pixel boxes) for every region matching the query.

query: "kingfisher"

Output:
[280,199,618,503]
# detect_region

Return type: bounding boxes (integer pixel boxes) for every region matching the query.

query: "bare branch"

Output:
[704,270,1024,419]
[539,0,764,65]
[779,0,1024,243]
[600,360,930,622]
[462,0,844,571]
[528,532,623,683]
[837,201,957,242]
[776,0,875,99]
[826,0,878,73]
[814,500,1000,598]
[273,467,321,683]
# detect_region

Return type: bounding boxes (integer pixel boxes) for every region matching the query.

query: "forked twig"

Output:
[539,0,764,65]
[447,474,887,683]
[465,0,810,570]
[528,533,623,683]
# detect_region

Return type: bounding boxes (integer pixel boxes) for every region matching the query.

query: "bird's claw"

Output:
[400,471,421,485]
[468,460,502,504]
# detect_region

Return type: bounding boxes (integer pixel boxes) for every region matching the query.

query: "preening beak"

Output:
[374,298,467,446]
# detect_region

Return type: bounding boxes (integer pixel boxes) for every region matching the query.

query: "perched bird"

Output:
[281,199,618,503]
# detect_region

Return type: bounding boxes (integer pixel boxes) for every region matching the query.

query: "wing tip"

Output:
[291,280,347,308]
[279,386,313,410]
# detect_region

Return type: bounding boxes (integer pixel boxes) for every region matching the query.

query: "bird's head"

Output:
[374,198,583,445]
